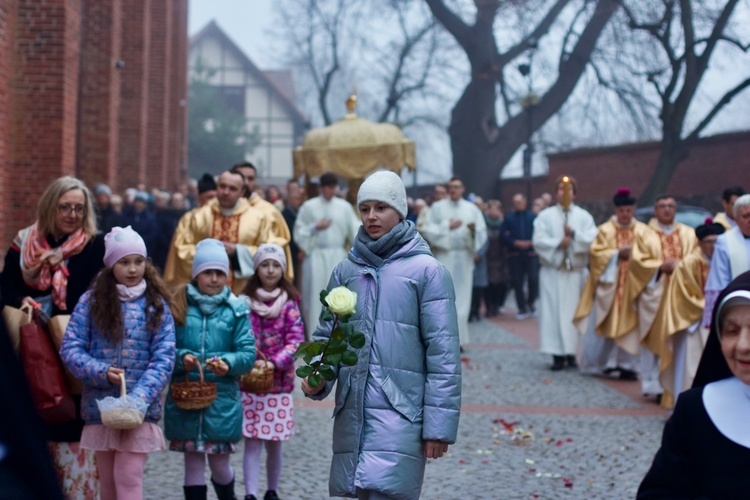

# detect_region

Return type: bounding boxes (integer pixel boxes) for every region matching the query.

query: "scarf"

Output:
[485,216,504,230]
[251,287,288,319]
[15,222,91,311]
[186,282,231,316]
[116,280,147,302]
[353,220,416,268]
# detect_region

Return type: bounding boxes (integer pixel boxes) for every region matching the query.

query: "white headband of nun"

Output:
[716,290,750,338]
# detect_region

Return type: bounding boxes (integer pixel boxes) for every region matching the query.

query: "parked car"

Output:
[635,205,712,228]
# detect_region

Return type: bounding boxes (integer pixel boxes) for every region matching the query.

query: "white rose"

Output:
[325,286,357,315]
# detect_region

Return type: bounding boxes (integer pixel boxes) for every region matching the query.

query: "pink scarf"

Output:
[14,223,90,311]
[251,287,288,318]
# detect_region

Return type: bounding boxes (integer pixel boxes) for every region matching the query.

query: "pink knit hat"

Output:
[103,226,147,268]
[253,243,287,273]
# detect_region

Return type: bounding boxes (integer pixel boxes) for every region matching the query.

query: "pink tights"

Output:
[184,451,234,486]
[95,450,148,500]
[243,438,282,496]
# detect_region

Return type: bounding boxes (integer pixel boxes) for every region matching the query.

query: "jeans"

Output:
[508,254,539,313]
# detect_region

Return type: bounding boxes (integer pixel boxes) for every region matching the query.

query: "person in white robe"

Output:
[704,194,750,328]
[294,173,360,337]
[532,176,597,370]
[421,177,487,347]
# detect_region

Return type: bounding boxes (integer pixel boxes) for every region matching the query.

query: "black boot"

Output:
[566,355,578,369]
[264,491,280,500]
[550,355,565,371]
[211,476,237,500]
[184,485,208,500]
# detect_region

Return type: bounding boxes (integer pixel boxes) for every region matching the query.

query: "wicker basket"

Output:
[171,362,217,410]
[99,374,146,430]
[240,350,274,393]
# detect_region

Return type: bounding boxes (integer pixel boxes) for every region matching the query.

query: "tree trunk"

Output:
[639,133,690,205]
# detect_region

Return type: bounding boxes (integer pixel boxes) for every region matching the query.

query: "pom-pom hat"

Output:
[192,239,229,279]
[254,243,287,273]
[103,226,147,268]
[357,170,408,219]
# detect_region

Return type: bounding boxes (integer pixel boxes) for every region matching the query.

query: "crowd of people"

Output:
[1,163,749,499]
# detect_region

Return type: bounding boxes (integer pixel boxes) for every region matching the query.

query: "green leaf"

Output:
[324,353,342,365]
[319,290,330,307]
[326,342,347,355]
[339,313,352,323]
[319,366,336,381]
[331,326,346,341]
[307,341,324,356]
[321,309,335,322]
[308,373,323,388]
[341,350,358,366]
[349,332,366,349]
[339,322,354,338]
[296,365,313,378]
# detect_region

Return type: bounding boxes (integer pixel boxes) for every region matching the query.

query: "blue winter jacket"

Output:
[164,285,255,443]
[60,290,176,424]
[308,231,462,499]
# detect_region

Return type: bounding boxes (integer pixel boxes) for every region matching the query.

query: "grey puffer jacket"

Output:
[308,232,462,499]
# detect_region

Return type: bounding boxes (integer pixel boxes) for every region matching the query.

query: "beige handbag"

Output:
[2,303,34,352]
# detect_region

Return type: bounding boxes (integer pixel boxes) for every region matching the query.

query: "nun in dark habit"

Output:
[638,270,750,498]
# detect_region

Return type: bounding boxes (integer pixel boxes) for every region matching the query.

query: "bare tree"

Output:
[620,0,750,204]
[424,0,620,198]
[273,0,455,130]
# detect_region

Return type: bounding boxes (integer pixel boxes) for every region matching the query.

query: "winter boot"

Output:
[183,485,208,500]
[566,355,578,369]
[211,476,237,500]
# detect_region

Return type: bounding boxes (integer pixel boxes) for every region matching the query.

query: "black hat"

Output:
[693,271,750,388]
[695,217,725,241]
[613,187,636,207]
[319,172,338,187]
[197,173,217,194]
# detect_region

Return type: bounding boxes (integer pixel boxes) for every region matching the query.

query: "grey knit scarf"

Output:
[353,220,416,268]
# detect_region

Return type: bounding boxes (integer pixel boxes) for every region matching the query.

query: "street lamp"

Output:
[518,61,539,204]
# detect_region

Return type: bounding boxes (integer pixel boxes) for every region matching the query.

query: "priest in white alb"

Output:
[421,177,487,347]
[294,172,361,337]
[532,176,597,371]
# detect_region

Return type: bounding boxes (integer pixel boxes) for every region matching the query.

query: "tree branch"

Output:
[686,77,750,142]
[424,0,472,52]
[497,0,573,68]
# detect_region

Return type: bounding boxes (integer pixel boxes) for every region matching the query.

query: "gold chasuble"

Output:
[638,220,697,406]
[164,197,292,294]
[655,247,710,408]
[574,218,654,353]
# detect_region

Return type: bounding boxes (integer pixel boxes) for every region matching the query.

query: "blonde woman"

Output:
[1,176,104,499]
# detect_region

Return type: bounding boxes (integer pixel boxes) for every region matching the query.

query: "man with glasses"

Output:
[422,177,487,348]
[703,194,750,328]
[630,195,697,404]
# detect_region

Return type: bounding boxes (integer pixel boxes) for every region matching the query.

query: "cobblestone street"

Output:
[144,315,668,499]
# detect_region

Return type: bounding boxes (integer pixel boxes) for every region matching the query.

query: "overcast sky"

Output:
[189,0,278,69]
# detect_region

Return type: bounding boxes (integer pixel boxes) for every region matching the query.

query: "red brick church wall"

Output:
[0,0,188,260]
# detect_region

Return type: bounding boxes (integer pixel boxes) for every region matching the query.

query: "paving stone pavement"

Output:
[143,317,668,499]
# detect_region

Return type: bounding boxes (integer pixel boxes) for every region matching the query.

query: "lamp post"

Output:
[518,59,538,204]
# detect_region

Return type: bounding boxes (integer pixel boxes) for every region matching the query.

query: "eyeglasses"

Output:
[57,204,86,216]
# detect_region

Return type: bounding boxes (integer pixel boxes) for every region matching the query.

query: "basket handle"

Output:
[119,372,127,398]
[257,350,267,363]
[186,361,206,384]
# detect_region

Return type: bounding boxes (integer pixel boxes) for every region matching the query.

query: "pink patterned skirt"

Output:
[241,392,295,440]
[80,422,166,453]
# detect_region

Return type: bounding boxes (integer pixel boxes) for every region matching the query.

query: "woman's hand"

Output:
[106,366,125,385]
[21,296,38,308]
[183,354,198,372]
[423,440,449,459]
[301,376,326,395]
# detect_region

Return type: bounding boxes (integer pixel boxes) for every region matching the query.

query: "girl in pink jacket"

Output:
[239,243,304,500]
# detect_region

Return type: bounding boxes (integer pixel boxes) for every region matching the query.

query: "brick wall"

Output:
[77,0,122,188]
[0,0,188,260]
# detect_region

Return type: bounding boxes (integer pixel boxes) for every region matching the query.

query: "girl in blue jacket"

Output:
[61,226,176,500]
[165,238,255,500]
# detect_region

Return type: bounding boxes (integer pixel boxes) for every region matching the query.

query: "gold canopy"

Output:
[293,95,416,181]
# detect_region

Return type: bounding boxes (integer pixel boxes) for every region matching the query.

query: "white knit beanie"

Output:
[357,171,407,219]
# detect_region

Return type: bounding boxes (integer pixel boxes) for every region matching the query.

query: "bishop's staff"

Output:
[560,176,574,271]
